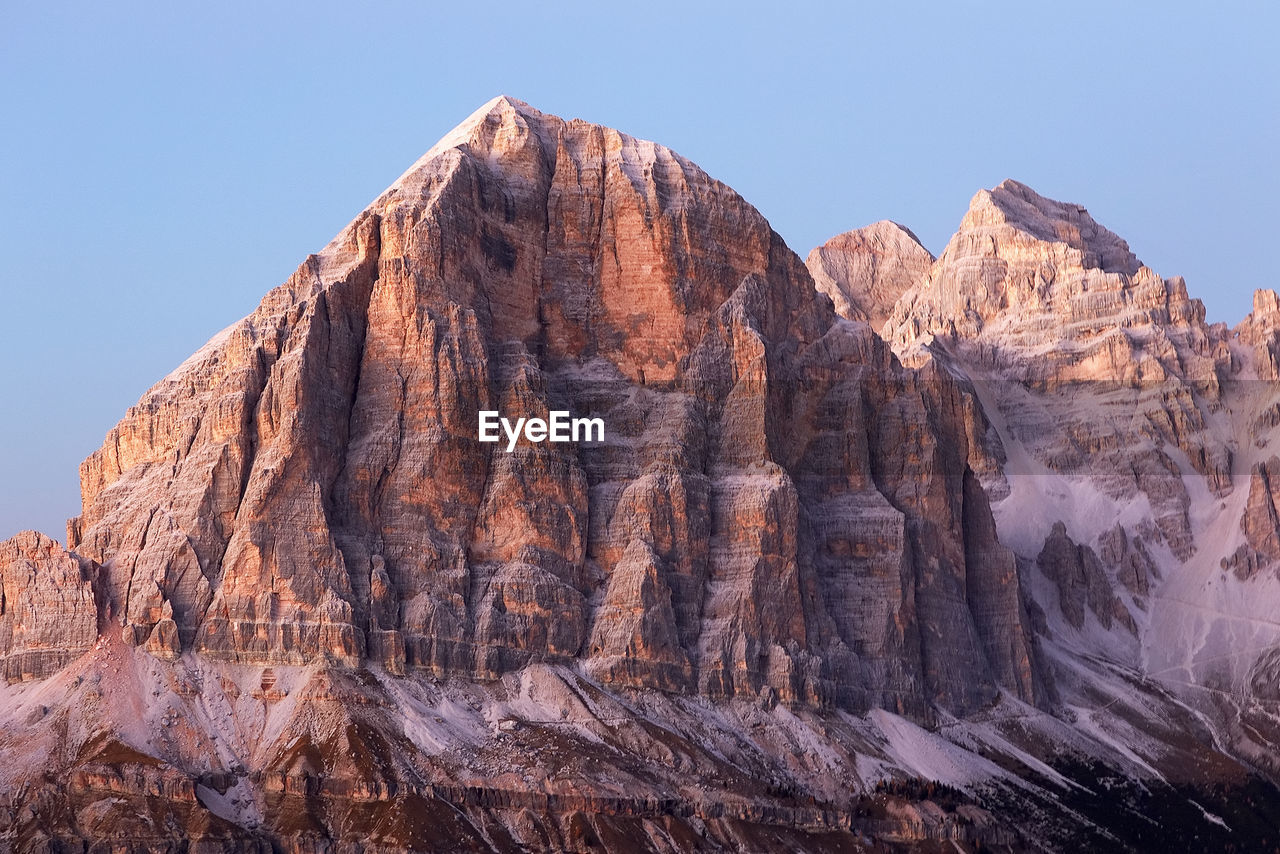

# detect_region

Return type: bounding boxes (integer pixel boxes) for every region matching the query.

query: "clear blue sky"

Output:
[2,1,1277,542]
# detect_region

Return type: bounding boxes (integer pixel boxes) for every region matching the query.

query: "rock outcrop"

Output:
[0,531,100,681]
[1035,522,1135,634]
[1097,522,1159,600]
[1226,455,1280,580]
[805,221,933,332]
[5,101,1280,852]
[61,97,1036,719]
[1235,289,1280,383]
[882,179,1235,562]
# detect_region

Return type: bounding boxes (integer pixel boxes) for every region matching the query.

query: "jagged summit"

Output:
[64,94,1031,722]
[805,220,934,331]
[379,94,712,218]
[870,179,1235,563]
[383,95,554,192]
[882,179,1213,367]
[961,178,1140,276]
[4,100,1280,850]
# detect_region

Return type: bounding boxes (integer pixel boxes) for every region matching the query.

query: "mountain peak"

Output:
[882,180,1216,378]
[960,179,1140,276]
[447,93,547,138]
[806,220,934,331]
[382,95,557,195]
[850,219,928,250]
[2,96,1275,849]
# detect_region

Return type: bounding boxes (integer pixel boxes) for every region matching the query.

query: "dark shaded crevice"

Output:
[121,506,159,635]
[311,215,383,636]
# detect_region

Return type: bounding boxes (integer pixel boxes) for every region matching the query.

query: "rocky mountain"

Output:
[2,99,1280,851]
[805,220,934,332]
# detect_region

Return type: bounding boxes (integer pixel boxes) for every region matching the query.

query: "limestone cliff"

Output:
[55,97,1038,722]
[0,531,100,681]
[0,104,1276,852]
[881,179,1235,570]
[805,220,933,332]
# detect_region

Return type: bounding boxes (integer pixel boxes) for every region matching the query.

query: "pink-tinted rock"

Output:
[0,531,100,681]
[806,221,934,332]
[65,98,1036,718]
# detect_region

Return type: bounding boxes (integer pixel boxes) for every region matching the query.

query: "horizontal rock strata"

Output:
[52,97,1038,720]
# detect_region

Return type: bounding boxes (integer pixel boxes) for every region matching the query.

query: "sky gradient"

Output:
[2,1,1277,541]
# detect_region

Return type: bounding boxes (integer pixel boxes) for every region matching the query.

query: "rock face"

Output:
[6,102,1280,851]
[882,179,1235,562]
[1097,522,1159,599]
[805,220,933,332]
[1235,289,1280,383]
[1036,522,1135,634]
[870,179,1280,808]
[0,531,100,681]
[1228,455,1280,579]
[62,97,1035,718]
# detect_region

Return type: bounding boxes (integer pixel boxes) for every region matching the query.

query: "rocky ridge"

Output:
[805,220,934,332]
[873,180,1235,586]
[61,96,1036,720]
[830,178,1280,784]
[0,101,1278,850]
[0,532,100,682]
